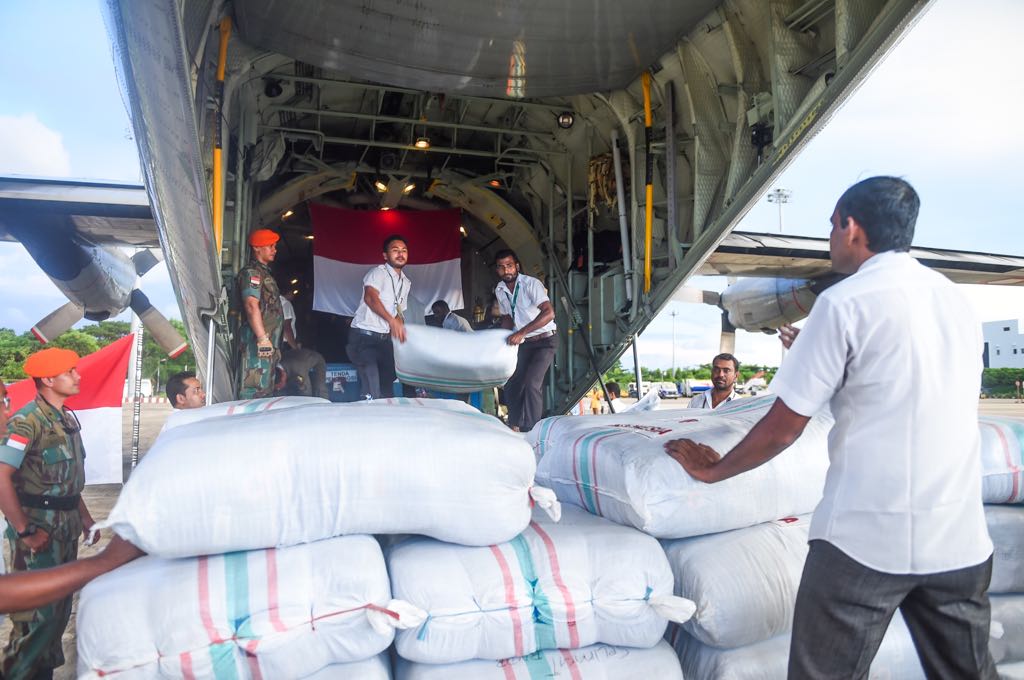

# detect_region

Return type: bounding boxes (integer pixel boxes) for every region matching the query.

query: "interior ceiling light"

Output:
[459,225,468,237]
[487,179,502,188]
[292,289,299,295]
[304,235,314,240]
[282,209,294,219]
[374,180,388,193]
[290,278,298,284]
[381,206,392,211]
[403,182,416,194]
[414,137,431,150]
[557,111,575,129]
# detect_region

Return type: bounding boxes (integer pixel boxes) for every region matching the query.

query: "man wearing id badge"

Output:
[494,249,557,431]
[347,234,411,399]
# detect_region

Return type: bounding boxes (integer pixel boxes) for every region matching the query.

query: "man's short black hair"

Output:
[836,176,919,253]
[382,234,408,252]
[493,248,519,266]
[606,381,622,399]
[166,371,196,408]
[431,300,450,316]
[712,353,740,372]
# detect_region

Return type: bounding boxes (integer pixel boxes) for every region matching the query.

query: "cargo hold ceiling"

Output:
[232,0,721,97]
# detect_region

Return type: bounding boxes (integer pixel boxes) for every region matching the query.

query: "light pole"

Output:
[767,188,792,232]
[670,309,678,378]
[155,358,167,394]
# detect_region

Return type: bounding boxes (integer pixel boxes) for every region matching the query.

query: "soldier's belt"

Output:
[17,492,81,511]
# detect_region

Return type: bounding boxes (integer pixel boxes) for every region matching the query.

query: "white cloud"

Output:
[0,113,72,176]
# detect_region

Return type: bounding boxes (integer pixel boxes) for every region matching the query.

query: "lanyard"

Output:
[504,280,521,325]
[386,267,405,318]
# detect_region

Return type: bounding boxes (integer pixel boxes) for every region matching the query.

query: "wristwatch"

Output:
[17,523,38,538]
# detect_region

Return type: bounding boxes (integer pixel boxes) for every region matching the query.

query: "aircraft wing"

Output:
[699,231,1024,285]
[0,175,158,247]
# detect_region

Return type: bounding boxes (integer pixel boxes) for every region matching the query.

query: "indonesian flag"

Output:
[310,204,464,317]
[7,334,134,485]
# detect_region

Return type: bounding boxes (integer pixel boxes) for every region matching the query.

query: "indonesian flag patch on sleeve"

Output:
[6,433,28,451]
[249,275,261,287]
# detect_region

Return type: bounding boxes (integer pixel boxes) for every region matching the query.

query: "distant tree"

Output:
[50,329,100,357]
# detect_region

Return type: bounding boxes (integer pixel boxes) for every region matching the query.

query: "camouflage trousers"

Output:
[237,341,280,399]
[2,526,79,680]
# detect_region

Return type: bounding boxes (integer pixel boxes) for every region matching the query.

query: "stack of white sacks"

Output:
[528,394,929,678]
[78,397,559,679]
[979,416,1024,678]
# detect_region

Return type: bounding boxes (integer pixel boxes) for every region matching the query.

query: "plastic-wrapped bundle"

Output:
[992,595,1024,665]
[987,505,1024,593]
[394,641,683,679]
[528,395,832,539]
[389,505,695,664]
[100,400,557,557]
[77,536,422,679]
[662,517,810,648]
[393,325,518,392]
[161,396,328,432]
[668,612,925,680]
[979,416,1024,503]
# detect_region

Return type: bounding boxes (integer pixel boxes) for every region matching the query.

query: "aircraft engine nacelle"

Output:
[720,278,820,333]
[51,239,136,320]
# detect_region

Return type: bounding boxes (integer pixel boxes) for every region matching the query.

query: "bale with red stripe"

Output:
[979,416,1024,503]
[75,536,424,678]
[160,396,328,433]
[387,504,695,664]
[392,325,518,393]
[528,394,833,539]
[100,399,557,557]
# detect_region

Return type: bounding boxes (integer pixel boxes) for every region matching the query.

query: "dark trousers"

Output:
[504,334,557,431]
[789,540,997,680]
[346,331,395,400]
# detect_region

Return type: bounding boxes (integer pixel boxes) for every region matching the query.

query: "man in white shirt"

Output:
[431,300,473,332]
[606,382,627,413]
[345,234,411,399]
[280,291,300,349]
[166,371,206,409]
[494,249,557,431]
[663,177,995,679]
[687,353,740,409]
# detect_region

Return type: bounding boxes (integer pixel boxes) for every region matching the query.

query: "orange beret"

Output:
[248,229,280,247]
[24,348,80,378]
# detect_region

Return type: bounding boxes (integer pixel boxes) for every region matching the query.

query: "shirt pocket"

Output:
[38,441,74,485]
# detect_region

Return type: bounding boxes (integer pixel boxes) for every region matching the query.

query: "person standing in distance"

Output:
[687,353,740,409]
[0,348,99,679]
[431,300,473,332]
[664,177,996,678]
[347,235,411,399]
[494,249,557,431]
[237,229,284,399]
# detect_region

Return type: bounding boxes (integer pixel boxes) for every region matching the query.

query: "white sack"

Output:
[999,661,1024,680]
[980,417,1024,503]
[988,505,1024,593]
[668,612,925,680]
[389,505,694,664]
[393,325,518,393]
[161,396,329,432]
[662,516,810,648]
[101,400,549,557]
[302,654,391,679]
[528,395,832,539]
[77,536,418,679]
[394,640,683,680]
[992,595,1024,665]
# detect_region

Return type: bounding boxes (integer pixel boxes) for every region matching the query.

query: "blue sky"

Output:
[1,0,1022,368]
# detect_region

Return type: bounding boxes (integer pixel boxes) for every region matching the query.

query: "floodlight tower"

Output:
[767,188,792,232]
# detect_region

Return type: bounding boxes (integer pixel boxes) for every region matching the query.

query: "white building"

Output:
[983,319,1024,368]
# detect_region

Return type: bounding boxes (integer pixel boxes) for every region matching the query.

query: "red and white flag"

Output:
[7,333,134,485]
[310,204,464,317]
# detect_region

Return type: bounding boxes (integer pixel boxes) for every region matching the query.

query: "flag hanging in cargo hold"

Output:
[6,333,134,485]
[310,204,464,318]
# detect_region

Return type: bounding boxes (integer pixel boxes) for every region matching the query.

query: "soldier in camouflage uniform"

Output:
[237,229,284,399]
[0,348,98,680]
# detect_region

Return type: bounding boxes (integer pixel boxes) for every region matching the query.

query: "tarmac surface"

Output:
[1,398,1022,677]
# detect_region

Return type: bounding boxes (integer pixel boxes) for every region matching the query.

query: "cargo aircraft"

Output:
[8,0,1020,414]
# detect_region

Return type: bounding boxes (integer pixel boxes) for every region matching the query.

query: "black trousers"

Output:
[345,331,395,400]
[789,540,997,680]
[504,334,557,431]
